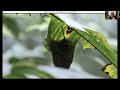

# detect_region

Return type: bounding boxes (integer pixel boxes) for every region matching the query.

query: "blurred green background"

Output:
[2,13,117,79]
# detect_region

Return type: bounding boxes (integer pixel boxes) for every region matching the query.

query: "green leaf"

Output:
[11,66,54,78]
[43,14,80,68]
[3,74,26,79]
[43,38,51,51]
[6,57,54,79]
[80,36,94,49]
[101,64,117,79]
[3,15,20,37]
[54,14,117,68]
[45,14,117,78]
[9,57,41,66]
[74,28,117,68]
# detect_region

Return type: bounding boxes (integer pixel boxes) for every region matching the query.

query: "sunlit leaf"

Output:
[53,14,117,68]
[74,28,117,68]
[101,64,117,79]
[44,14,117,79]
[45,14,95,50]
[44,14,80,68]
[80,36,94,49]
[3,14,117,79]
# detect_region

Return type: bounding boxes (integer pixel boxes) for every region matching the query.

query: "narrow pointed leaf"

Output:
[54,14,117,68]
[44,14,117,78]
[74,28,117,68]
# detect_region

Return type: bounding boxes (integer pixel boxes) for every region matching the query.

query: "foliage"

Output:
[2,13,117,79]
[102,64,117,79]
[44,14,117,78]
[44,14,80,68]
